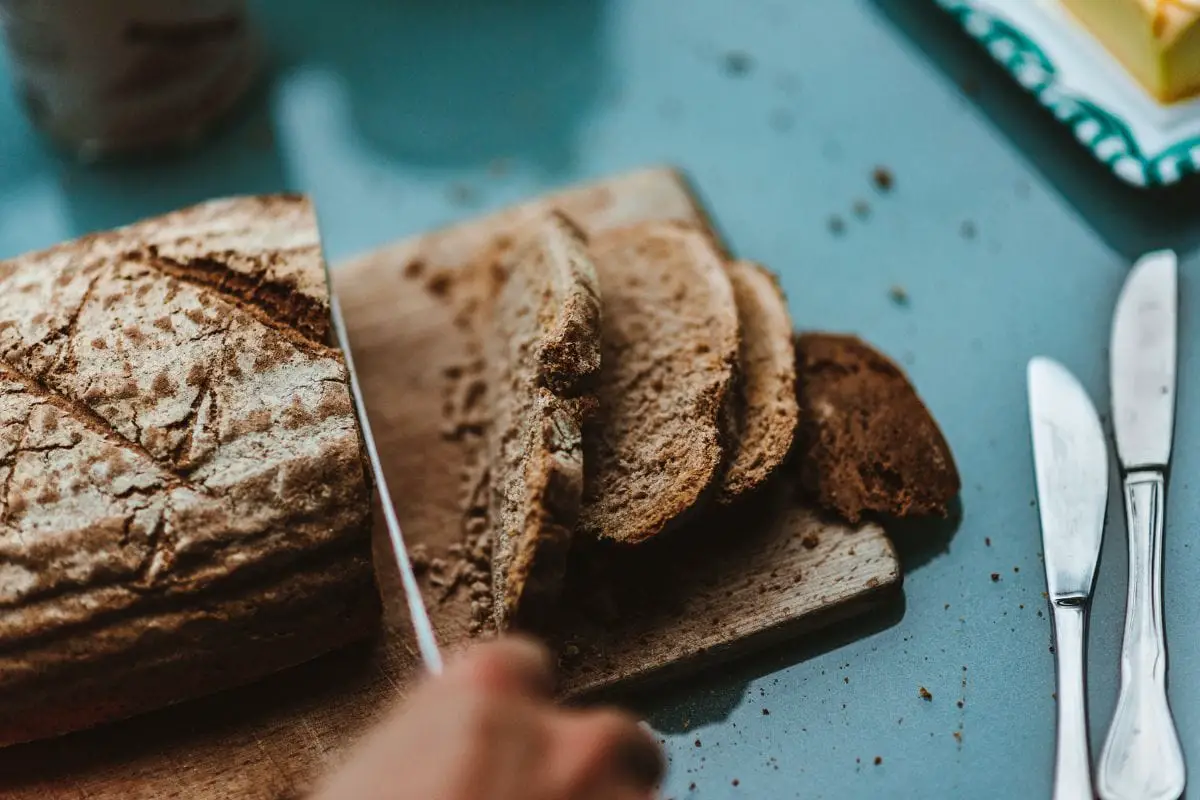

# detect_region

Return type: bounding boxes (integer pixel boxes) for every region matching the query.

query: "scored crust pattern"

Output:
[0,195,374,743]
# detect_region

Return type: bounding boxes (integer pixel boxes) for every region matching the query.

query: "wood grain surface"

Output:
[0,167,900,800]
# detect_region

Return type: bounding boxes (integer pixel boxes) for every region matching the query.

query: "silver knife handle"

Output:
[1050,600,1095,800]
[1098,470,1185,800]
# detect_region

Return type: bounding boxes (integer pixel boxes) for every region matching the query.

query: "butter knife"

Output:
[1098,250,1184,800]
[331,294,444,675]
[1029,357,1110,800]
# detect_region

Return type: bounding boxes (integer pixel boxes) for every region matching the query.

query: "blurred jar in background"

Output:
[0,0,260,159]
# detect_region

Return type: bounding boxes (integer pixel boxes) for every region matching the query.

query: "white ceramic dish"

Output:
[936,0,1200,187]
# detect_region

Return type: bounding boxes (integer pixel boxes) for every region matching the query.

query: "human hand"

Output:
[312,637,664,800]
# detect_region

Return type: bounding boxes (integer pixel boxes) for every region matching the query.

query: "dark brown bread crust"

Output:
[0,195,376,746]
[486,213,601,630]
[579,221,739,544]
[794,333,960,523]
[718,261,798,504]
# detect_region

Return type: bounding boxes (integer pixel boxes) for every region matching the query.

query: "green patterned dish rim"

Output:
[936,0,1200,187]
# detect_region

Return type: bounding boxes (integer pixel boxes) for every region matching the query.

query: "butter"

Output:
[1062,0,1200,102]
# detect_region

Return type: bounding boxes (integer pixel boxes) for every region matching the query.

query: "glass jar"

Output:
[0,0,260,159]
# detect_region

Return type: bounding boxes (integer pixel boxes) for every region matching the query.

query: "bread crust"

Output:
[486,213,601,630]
[0,195,375,745]
[718,260,799,503]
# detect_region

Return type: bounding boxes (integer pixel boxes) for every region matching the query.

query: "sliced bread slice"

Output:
[794,333,960,523]
[578,221,739,544]
[718,260,799,503]
[486,212,602,630]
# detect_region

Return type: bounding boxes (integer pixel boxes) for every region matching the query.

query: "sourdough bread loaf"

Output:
[578,221,739,544]
[485,213,602,630]
[718,260,799,504]
[0,195,376,745]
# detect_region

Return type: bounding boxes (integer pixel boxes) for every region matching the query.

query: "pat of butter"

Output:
[1061,0,1200,102]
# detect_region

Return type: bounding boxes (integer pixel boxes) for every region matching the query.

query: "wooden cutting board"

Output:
[0,167,900,800]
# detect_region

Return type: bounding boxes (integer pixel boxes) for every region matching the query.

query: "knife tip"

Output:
[1027,355,1063,386]
[1131,249,1177,281]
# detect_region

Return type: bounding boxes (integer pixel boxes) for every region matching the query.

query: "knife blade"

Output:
[1110,250,1177,471]
[331,293,444,675]
[1029,357,1108,602]
[1098,249,1184,800]
[1028,357,1108,800]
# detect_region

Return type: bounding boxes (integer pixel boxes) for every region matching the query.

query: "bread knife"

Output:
[330,294,444,675]
[1028,357,1108,800]
[1098,250,1185,800]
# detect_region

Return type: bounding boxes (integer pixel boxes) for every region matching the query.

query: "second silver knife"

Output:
[1029,357,1110,800]
[1098,249,1185,800]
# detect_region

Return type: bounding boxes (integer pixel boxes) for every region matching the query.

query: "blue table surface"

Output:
[4,1,1200,798]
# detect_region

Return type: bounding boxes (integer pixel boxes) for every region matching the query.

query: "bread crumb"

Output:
[768,108,794,132]
[985,537,991,547]
[919,686,933,701]
[956,700,964,708]
[991,573,1000,582]
[447,183,478,207]
[953,731,962,744]
[888,285,909,306]
[723,52,753,77]
[872,166,894,192]
[762,708,770,715]
[874,756,883,766]
[732,778,741,787]
[426,273,454,298]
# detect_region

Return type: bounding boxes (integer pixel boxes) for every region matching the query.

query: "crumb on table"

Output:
[919,686,933,701]
[872,166,894,192]
[723,51,754,76]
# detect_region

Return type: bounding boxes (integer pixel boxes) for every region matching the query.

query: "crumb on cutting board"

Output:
[919,686,933,701]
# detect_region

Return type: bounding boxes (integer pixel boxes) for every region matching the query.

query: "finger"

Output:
[547,709,666,794]
[443,636,556,699]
